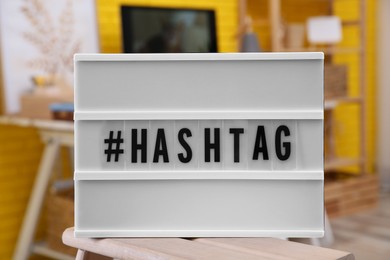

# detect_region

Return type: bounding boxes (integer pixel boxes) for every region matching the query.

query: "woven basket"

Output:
[324,64,348,99]
[46,188,77,256]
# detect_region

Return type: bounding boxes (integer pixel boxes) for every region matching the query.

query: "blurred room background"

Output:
[0,0,388,259]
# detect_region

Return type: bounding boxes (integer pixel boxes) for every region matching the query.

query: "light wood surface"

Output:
[0,114,73,131]
[269,0,282,52]
[359,0,368,175]
[63,228,354,260]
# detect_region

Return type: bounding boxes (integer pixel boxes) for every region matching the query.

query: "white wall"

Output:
[377,0,390,191]
[0,0,99,113]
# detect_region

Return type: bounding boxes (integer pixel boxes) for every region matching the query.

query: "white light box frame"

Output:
[74,53,324,238]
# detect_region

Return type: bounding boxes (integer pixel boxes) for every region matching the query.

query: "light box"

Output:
[74,53,324,237]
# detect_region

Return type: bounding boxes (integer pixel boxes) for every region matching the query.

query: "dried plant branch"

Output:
[26,58,58,74]
[21,0,81,76]
[62,40,81,72]
[59,0,73,43]
[22,31,50,54]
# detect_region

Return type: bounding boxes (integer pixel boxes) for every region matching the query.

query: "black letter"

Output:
[275,125,291,161]
[230,128,244,162]
[252,126,269,160]
[153,129,169,163]
[205,128,220,162]
[131,129,147,163]
[178,128,192,163]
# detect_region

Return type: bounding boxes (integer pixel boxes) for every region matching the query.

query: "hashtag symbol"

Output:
[104,131,124,162]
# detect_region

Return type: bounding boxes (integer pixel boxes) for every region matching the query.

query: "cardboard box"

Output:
[20,93,72,119]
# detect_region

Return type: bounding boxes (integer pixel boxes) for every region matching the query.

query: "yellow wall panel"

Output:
[0,125,69,259]
[0,126,44,259]
[339,27,360,46]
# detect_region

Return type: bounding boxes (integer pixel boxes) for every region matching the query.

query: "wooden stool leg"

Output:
[76,249,87,260]
[76,249,114,260]
[13,139,60,260]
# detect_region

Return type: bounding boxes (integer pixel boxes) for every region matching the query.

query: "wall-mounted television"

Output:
[121,6,218,53]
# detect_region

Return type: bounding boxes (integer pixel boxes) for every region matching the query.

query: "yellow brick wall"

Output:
[248,0,376,174]
[0,125,44,259]
[0,124,71,259]
[96,0,238,53]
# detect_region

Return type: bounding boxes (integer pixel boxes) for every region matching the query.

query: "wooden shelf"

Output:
[342,20,361,26]
[239,0,368,176]
[253,18,269,26]
[325,97,362,110]
[281,47,361,55]
[325,158,362,171]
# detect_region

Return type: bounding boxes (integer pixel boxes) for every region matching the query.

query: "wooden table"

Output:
[63,228,354,260]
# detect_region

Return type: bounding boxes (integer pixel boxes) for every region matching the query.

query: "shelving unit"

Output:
[238,0,368,175]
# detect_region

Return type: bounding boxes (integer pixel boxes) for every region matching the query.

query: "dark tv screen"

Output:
[121,6,218,53]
